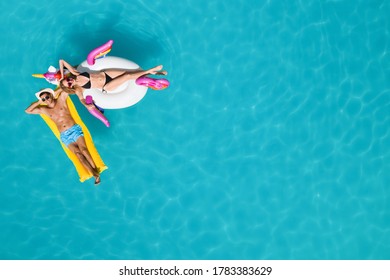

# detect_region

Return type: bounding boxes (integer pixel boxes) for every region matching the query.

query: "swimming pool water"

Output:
[0,0,389,259]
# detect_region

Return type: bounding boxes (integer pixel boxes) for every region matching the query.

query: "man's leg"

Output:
[75,136,97,170]
[68,141,100,184]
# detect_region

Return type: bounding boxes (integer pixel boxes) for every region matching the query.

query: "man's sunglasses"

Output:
[41,96,51,101]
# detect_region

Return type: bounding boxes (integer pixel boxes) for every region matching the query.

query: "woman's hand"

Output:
[60,59,80,76]
[70,68,80,76]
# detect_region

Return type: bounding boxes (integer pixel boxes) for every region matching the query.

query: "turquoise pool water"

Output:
[0,0,389,259]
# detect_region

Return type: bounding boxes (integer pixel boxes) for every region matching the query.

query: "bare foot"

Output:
[149,65,163,74]
[156,70,168,75]
[94,175,101,185]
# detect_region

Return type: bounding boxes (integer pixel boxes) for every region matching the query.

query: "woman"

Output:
[58,59,167,97]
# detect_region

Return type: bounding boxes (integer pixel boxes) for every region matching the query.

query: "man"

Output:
[25,88,101,185]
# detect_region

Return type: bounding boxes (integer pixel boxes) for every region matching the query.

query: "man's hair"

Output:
[39,91,52,97]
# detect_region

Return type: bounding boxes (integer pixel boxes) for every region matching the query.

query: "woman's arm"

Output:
[59,59,80,78]
[53,87,63,99]
[73,88,95,110]
[74,88,87,105]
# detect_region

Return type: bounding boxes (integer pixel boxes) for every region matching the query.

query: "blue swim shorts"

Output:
[60,124,84,146]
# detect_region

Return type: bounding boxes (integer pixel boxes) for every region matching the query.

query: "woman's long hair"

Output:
[59,74,79,94]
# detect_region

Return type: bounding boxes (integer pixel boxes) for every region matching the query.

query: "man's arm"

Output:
[25,100,44,115]
[57,86,86,106]
[56,87,94,110]
[54,87,66,99]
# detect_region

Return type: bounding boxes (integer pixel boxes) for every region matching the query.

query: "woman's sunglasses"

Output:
[41,95,51,101]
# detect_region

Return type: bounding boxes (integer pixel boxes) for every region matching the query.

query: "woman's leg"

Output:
[103,65,164,91]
